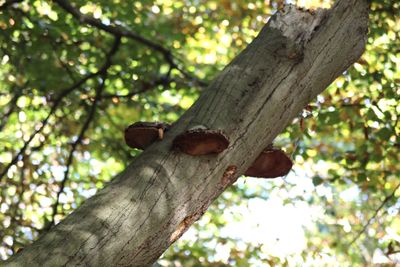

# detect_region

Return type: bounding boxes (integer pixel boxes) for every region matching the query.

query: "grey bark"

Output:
[5,0,368,266]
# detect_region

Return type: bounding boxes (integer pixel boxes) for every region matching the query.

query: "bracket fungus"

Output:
[245,147,293,178]
[124,121,170,150]
[173,127,229,156]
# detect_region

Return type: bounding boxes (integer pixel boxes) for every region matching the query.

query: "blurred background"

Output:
[0,0,399,265]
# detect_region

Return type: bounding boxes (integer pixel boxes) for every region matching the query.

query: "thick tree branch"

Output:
[6,1,369,266]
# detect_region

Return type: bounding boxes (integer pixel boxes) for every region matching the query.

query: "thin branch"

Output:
[53,0,172,61]
[0,79,87,182]
[173,64,209,87]
[46,37,120,229]
[371,100,399,139]
[101,73,174,99]
[371,2,398,16]
[0,0,23,11]
[47,80,105,229]
[0,86,22,131]
[349,182,400,246]
[388,250,400,255]
[10,5,82,83]
[52,0,208,87]
[0,37,121,182]
[49,42,77,83]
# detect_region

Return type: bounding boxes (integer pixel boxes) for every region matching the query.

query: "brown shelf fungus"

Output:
[173,127,229,156]
[124,121,170,150]
[245,147,293,178]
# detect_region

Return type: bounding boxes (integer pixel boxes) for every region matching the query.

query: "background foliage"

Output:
[0,0,399,265]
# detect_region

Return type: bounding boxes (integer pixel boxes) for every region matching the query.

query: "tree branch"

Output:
[52,0,207,87]
[0,37,121,182]
[46,37,120,230]
[47,77,107,230]
[53,0,169,58]
[0,86,22,132]
[349,182,400,246]
[5,1,369,265]
[0,0,23,11]
[49,43,78,83]
[101,74,174,99]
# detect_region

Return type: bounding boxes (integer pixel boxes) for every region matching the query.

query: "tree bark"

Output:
[6,0,368,266]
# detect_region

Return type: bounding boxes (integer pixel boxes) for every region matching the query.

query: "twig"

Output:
[47,80,105,228]
[53,0,172,61]
[0,37,121,182]
[0,0,23,11]
[349,182,400,246]
[0,86,22,131]
[101,72,173,99]
[49,42,78,83]
[0,78,87,182]
[52,0,207,87]
[387,250,400,255]
[46,37,120,229]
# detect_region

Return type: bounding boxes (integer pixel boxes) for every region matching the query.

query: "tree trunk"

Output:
[6,0,368,266]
